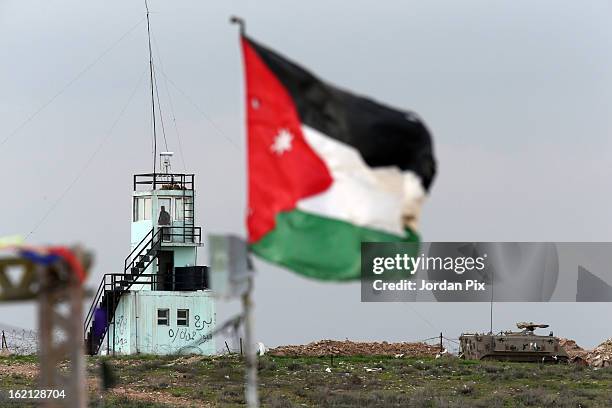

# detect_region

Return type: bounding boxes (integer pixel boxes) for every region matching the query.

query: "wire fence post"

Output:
[1,330,8,353]
[440,332,443,352]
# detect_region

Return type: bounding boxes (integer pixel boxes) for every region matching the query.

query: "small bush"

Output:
[472,395,504,408]
[258,357,278,372]
[139,359,166,371]
[413,360,432,371]
[515,387,556,407]
[220,388,244,404]
[408,386,436,407]
[348,373,363,387]
[265,394,298,408]
[286,361,303,371]
[398,365,418,375]
[482,364,503,373]
[459,383,474,395]
[212,358,232,369]
[98,395,167,407]
[504,367,527,379]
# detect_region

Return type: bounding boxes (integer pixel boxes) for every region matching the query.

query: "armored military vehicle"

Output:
[459,322,569,363]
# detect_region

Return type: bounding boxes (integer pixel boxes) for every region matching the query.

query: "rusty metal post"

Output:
[1,247,91,408]
[37,262,86,408]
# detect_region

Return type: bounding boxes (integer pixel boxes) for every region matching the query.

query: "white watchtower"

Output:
[84,153,216,355]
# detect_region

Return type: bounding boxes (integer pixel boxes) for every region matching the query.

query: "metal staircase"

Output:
[84,228,162,355]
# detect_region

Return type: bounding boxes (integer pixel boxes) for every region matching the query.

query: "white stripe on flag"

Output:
[297,125,425,236]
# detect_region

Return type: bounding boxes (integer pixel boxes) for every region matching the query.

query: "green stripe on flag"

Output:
[250,209,419,281]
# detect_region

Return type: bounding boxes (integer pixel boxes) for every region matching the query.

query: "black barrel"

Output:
[174,266,209,291]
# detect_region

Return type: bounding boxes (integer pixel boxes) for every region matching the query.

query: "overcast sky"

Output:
[1,0,611,349]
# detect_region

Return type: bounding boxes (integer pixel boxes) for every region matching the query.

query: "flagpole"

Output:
[230,16,246,36]
[242,276,259,408]
[230,17,258,407]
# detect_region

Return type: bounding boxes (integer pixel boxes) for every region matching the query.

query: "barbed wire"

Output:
[415,336,440,343]
[1,329,38,355]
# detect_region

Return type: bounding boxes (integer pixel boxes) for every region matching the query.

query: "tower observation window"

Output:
[133,197,152,221]
[175,198,184,221]
[177,309,189,326]
[157,308,169,326]
[144,197,151,219]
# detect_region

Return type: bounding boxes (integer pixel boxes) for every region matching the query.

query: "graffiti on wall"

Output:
[142,310,215,354]
[112,315,129,349]
[167,313,213,344]
[194,314,213,330]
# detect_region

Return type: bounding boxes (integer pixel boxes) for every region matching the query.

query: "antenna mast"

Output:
[145,0,157,176]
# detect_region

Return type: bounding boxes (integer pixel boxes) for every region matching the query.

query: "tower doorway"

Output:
[156,251,174,290]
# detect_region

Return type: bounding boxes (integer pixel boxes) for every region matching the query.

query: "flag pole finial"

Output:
[230,16,246,35]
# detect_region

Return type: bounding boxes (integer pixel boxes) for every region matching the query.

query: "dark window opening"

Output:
[177,309,189,326]
[157,308,169,326]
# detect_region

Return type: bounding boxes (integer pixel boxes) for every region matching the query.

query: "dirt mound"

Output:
[558,337,612,367]
[586,339,612,368]
[268,339,440,357]
[558,338,589,362]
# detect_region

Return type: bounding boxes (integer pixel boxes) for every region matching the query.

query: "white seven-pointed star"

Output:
[270,128,294,155]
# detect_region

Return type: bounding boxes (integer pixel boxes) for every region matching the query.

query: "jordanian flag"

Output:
[241,36,436,280]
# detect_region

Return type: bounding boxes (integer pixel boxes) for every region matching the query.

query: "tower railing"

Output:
[133,173,194,191]
[158,226,202,245]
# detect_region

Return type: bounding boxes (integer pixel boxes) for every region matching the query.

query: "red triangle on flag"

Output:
[242,38,332,243]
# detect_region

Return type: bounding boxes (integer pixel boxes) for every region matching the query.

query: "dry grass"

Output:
[1,354,611,407]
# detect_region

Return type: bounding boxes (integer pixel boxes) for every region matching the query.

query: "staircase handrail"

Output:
[124,228,154,273]
[83,274,107,342]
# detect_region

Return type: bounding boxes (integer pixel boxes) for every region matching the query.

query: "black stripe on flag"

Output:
[245,36,436,191]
